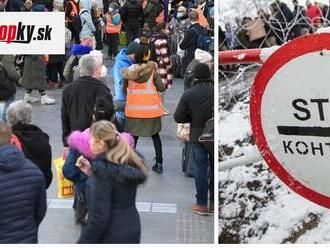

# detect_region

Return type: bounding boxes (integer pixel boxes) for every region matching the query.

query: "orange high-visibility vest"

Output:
[125,70,164,118]
[65,1,79,22]
[106,13,122,34]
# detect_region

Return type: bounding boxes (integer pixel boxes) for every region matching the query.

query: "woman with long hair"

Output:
[122,44,166,174]
[78,120,147,243]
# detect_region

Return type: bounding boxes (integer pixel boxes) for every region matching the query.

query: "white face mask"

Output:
[101,65,107,78]
[177,12,184,18]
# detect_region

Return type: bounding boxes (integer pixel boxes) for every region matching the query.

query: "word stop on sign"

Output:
[250,33,330,208]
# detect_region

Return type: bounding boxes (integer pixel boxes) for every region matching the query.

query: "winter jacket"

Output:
[79,8,96,39]
[8,0,22,11]
[0,55,19,101]
[78,155,146,243]
[121,0,143,27]
[62,148,89,195]
[168,15,191,54]
[33,0,53,10]
[61,76,112,146]
[307,4,322,26]
[48,55,66,64]
[144,0,160,28]
[122,61,166,136]
[112,48,133,104]
[174,78,213,143]
[12,124,53,189]
[19,55,47,90]
[179,23,205,74]
[0,145,47,243]
[63,44,93,83]
[150,32,173,86]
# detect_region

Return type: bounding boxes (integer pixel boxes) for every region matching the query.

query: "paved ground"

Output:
[15,58,214,243]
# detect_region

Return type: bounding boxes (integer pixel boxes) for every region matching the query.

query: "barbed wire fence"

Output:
[219,0,330,163]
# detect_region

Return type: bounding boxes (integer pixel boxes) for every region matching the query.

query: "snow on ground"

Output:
[219,68,330,243]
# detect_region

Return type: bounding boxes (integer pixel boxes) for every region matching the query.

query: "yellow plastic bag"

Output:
[53,157,74,199]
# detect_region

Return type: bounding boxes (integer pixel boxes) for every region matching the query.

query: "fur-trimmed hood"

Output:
[121,61,157,83]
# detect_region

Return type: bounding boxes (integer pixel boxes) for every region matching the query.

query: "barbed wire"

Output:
[219,0,330,112]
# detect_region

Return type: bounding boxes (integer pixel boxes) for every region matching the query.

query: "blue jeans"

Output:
[191,142,214,206]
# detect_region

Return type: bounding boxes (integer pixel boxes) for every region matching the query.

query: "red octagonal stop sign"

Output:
[250,33,330,208]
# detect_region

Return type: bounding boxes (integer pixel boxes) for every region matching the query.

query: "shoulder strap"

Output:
[80,9,89,15]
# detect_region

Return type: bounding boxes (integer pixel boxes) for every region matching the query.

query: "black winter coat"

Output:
[0,145,47,244]
[179,23,206,74]
[174,79,214,143]
[121,0,144,27]
[61,76,112,146]
[78,156,146,243]
[0,55,20,101]
[12,124,53,189]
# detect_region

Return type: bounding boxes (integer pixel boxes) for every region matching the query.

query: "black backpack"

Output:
[65,56,80,83]
[72,10,89,33]
[199,117,214,155]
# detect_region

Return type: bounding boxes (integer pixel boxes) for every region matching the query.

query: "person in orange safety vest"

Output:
[105,3,122,59]
[122,44,166,174]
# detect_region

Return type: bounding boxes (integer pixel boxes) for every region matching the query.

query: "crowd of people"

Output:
[0,0,214,244]
[220,0,330,51]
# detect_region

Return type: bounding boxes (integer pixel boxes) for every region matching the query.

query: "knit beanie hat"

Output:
[193,63,211,79]
[127,41,139,55]
[195,49,212,63]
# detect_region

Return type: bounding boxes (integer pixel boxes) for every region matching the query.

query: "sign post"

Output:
[250,33,330,208]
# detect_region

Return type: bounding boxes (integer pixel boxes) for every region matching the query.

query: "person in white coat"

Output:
[79,0,96,39]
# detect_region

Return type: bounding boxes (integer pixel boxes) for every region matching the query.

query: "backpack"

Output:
[192,26,213,51]
[72,10,89,33]
[198,117,214,154]
[65,56,80,83]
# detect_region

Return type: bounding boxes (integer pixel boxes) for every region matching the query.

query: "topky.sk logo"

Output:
[0,22,53,44]
[0,12,64,54]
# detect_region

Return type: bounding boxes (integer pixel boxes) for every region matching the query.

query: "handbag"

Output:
[176,123,190,141]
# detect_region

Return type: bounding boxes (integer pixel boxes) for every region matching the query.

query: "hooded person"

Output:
[112,41,139,126]
[183,48,213,90]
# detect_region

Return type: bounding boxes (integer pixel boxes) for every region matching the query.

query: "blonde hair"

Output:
[90,120,148,175]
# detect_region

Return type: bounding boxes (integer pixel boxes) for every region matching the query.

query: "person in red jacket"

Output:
[306,0,323,28]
